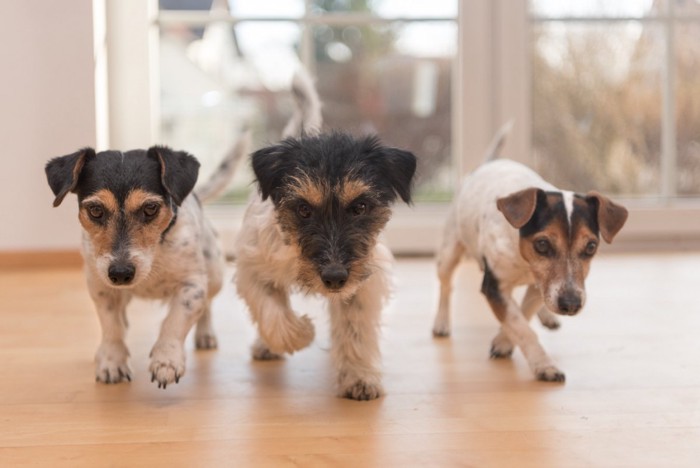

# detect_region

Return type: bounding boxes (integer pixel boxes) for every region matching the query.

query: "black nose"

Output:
[557,293,582,315]
[108,263,136,285]
[321,264,349,290]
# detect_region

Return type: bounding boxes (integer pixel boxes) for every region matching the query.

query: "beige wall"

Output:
[0,1,96,251]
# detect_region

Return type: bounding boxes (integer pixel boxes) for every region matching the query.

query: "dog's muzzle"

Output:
[557,291,582,315]
[108,261,136,286]
[320,264,349,291]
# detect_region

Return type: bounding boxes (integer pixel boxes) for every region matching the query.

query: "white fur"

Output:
[432,157,571,382]
[84,194,225,387]
[234,195,393,400]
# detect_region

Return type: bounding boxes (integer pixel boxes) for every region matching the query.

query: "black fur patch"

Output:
[519,191,600,242]
[480,258,503,305]
[251,132,416,206]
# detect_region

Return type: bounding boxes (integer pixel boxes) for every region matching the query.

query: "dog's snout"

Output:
[108,262,136,285]
[557,292,582,315]
[320,264,348,290]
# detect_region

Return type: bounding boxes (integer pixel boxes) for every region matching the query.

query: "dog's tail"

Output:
[282,67,323,139]
[195,130,252,203]
[483,120,514,162]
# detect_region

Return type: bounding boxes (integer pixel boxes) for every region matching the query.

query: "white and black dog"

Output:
[45,134,250,388]
[234,70,417,400]
[432,124,628,382]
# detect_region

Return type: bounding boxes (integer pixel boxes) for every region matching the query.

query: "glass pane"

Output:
[312,0,457,18]
[228,0,304,18]
[159,22,302,202]
[677,23,700,196]
[532,22,662,197]
[314,21,457,201]
[530,0,660,18]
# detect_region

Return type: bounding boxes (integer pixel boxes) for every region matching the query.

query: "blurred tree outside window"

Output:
[531,0,700,198]
[158,0,457,203]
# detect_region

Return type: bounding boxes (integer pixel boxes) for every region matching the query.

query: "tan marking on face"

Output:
[519,214,596,313]
[288,174,325,206]
[123,190,172,253]
[338,178,371,206]
[79,189,119,257]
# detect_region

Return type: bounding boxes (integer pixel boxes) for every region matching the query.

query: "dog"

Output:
[432,123,628,382]
[45,133,250,388]
[234,70,417,400]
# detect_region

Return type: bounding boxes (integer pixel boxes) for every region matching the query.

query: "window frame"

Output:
[102,0,700,255]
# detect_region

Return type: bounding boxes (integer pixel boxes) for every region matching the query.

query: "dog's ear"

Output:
[45,148,95,207]
[585,191,628,243]
[497,187,542,229]
[147,146,200,205]
[377,146,417,204]
[251,143,298,203]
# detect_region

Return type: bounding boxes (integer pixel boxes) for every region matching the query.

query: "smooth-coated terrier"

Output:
[432,124,628,382]
[234,71,417,400]
[45,134,250,388]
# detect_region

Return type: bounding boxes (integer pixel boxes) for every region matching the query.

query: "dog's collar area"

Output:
[160,197,178,243]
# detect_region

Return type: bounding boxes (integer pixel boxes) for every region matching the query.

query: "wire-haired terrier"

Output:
[45,134,250,388]
[234,71,417,400]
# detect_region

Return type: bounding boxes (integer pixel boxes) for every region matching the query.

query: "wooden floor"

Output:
[1,253,699,467]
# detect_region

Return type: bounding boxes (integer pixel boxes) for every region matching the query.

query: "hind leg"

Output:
[196,240,223,350]
[537,307,561,330]
[194,300,218,349]
[432,223,466,337]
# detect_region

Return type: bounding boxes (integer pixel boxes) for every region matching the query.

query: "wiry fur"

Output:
[234,72,416,400]
[45,135,247,388]
[432,124,628,382]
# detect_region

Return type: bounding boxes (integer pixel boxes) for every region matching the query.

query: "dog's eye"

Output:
[351,202,367,216]
[143,202,160,218]
[297,202,312,219]
[582,240,598,257]
[87,205,104,220]
[534,239,553,256]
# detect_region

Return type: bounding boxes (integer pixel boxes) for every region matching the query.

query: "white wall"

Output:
[0,1,96,251]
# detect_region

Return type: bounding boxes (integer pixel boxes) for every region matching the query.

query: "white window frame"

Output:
[99,0,700,255]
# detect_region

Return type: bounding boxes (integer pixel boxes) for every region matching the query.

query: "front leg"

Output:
[149,278,207,388]
[329,271,389,401]
[89,277,132,384]
[236,272,315,357]
[481,266,564,382]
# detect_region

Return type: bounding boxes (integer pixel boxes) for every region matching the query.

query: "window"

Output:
[157,0,458,203]
[530,0,700,199]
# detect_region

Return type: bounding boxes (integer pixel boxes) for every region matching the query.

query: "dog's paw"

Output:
[341,380,384,401]
[287,314,315,352]
[535,365,566,383]
[263,314,315,355]
[251,338,283,361]
[149,340,186,389]
[95,341,132,384]
[194,330,218,350]
[489,333,514,359]
[538,310,561,330]
[432,323,451,338]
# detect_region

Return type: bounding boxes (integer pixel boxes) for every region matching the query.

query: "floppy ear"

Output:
[45,148,95,207]
[147,146,200,205]
[377,146,417,204]
[497,187,542,229]
[251,142,298,204]
[585,191,628,243]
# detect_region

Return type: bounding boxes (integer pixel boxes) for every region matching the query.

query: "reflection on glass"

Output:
[530,0,658,18]
[314,21,456,201]
[532,22,662,196]
[677,23,700,196]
